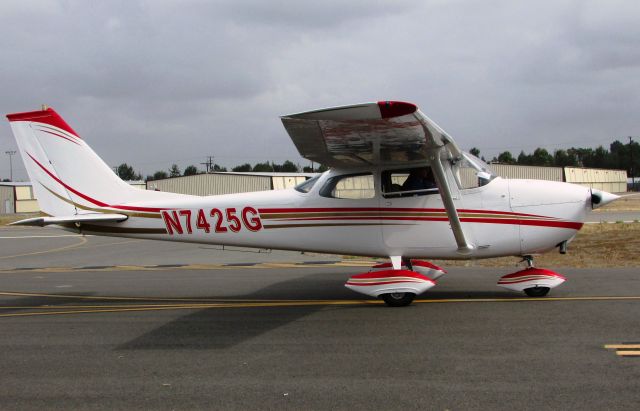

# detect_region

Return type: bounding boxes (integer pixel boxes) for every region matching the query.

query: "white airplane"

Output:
[6,101,619,306]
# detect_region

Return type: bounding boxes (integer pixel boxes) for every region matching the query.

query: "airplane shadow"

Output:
[118,273,355,351]
[0,292,100,314]
[117,279,523,351]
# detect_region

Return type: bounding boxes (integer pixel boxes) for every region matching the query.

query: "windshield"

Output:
[453,152,497,189]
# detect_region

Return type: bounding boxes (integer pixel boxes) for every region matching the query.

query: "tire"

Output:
[381,292,415,307]
[524,287,550,297]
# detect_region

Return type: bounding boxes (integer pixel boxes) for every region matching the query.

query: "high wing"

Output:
[280,101,463,168]
[281,100,473,254]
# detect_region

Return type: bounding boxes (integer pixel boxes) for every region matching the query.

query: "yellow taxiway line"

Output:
[604,344,640,357]
[1,291,640,318]
[0,236,88,260]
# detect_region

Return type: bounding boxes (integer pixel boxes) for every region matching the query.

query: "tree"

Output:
[610,139,640,176]
[496,151,516,164]
[232,163,252,172]
[469,147,480,157]
[530,148,553,166]
[252,162,274,172]
[517,151,531,165]
[152,170,168,180]
[590,146,608,169]
[553,149,578,167]
[183,165,198,176]
[116,163,141,180]
[169,164,181,177]
[212,164,227,172]
[272,160,299,172]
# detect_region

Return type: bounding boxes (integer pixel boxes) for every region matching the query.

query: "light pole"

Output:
[5,150,16,181]
[630,137,636,191]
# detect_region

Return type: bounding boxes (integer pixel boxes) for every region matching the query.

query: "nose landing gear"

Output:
[497,255,566,297]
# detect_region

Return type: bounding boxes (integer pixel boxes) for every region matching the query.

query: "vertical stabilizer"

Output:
[7,108,145,217]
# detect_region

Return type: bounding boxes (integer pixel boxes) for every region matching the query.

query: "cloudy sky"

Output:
[1,0,639,180]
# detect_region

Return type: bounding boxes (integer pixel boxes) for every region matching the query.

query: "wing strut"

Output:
[430,149,474,255]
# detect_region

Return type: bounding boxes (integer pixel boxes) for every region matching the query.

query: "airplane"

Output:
[6,101,619,306]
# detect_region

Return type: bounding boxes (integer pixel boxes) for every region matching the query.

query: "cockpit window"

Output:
[453,152,497,189]
[294,174,321,193]
[381,167,439,198]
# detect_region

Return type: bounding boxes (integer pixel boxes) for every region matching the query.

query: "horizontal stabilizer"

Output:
[10,213,128,227]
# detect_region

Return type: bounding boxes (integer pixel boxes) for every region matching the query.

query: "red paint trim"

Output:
[28,151,166,213]
[377,101,417,118]
[28,152,108,207]
[460,217,582,230]
[500,267,566,280]
[270,215,582,230]
[499,278,555,284]
[109,204,165,213]
[7,108,80,138]
[346,280,427,286]
[258,207,559,219]
[39,129,81,146]
[349,269,433,282]
[371,260,446,273]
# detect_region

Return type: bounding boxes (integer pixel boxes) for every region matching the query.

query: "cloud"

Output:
[0,0,639,180]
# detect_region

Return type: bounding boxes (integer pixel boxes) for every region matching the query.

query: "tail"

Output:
[6,107,166,219]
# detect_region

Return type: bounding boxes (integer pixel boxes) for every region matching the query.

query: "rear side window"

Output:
[319,173,375,199]
[294,175,321,193]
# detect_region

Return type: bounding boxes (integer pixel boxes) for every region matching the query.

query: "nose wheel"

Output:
[381,292,416,307]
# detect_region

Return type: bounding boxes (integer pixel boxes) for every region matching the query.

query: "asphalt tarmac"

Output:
[1,227,639,410]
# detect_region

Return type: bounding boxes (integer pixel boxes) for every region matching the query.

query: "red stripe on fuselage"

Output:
[265,215,582,230]
[257,207,559,219]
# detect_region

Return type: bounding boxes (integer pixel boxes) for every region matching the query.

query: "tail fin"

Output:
[7,107,151,217]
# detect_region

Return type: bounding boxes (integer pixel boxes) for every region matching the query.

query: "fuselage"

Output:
[70,164,592,260]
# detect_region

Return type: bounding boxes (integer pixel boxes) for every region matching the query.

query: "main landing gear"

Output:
[344,255,567,306]
[497,255,566,298]
[344,259,446,307]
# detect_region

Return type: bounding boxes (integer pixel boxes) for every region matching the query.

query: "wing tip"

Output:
[377,101,417,118]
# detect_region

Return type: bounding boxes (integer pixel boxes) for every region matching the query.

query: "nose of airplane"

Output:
[590,188,620,209]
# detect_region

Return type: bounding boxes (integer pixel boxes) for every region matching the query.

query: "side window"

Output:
[319,173,375,199]
[294,174,320,193]
[381,167,438,198]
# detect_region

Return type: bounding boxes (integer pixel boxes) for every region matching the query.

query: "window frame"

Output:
[318,172,376,200]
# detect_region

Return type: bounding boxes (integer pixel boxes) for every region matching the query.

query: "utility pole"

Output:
[5,150,16,181]
[200,156,214,173]
[630,137,635,191]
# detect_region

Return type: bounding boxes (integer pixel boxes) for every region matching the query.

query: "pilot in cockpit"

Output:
[402,167,437,191]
